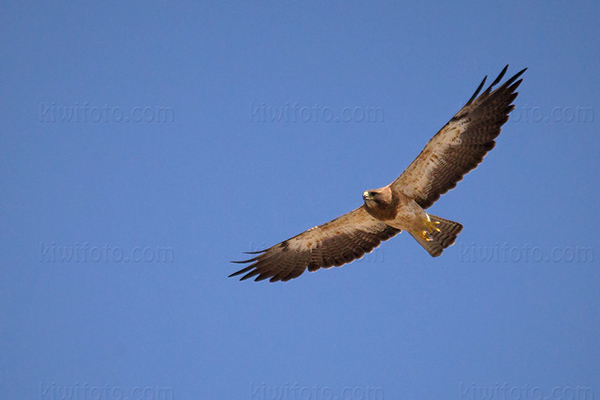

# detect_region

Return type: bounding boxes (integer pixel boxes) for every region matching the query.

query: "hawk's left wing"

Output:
[230,206,400,282]
[390,65,526,209]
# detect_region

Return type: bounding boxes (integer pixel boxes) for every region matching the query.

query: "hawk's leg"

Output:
[420,216,441,242]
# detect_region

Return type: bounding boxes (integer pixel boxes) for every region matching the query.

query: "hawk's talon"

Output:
[420,230,433,241]
[425,218,441,233]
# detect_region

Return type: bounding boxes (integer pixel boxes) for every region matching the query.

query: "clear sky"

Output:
[1,1,599,399]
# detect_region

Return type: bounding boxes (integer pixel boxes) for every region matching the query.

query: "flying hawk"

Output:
[231,65,526,282]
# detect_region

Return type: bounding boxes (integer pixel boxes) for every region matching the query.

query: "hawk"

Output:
[231,65,526,282]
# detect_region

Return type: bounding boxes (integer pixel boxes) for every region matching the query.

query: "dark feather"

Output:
[392,66,526,209]
[230,207,400,282]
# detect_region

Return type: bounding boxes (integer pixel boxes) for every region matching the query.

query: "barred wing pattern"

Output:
[230,207,400,282]
[391,66,526,209]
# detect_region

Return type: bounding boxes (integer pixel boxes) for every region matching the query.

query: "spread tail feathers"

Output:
[409,214,463,257]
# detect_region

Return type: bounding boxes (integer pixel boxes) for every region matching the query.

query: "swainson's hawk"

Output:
[231,65,526,282]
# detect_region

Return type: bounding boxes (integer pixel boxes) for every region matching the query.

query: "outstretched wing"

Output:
[230,207,400,282]
[391,65,526,209]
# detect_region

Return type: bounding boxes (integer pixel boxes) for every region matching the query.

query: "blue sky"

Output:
[1,1,599,399]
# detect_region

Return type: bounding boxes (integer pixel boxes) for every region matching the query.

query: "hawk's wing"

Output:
[230,206,400,282]
[390,65,526,209]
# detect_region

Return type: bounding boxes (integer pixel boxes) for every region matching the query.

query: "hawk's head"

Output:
[363,186,393,209]
[363,186,397,220]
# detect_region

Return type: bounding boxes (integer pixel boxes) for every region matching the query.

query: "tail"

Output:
[409,214,463,257]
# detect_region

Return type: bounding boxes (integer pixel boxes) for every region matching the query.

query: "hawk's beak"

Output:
[363,191,372,200]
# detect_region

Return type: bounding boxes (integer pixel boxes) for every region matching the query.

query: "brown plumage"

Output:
[391,65,527,209]
[231,65,526,282]
[231,207,400,282]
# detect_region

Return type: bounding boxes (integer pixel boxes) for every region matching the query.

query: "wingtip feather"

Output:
[489,64,509,88]
[244,249,267,255]
[467,75,487,105]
